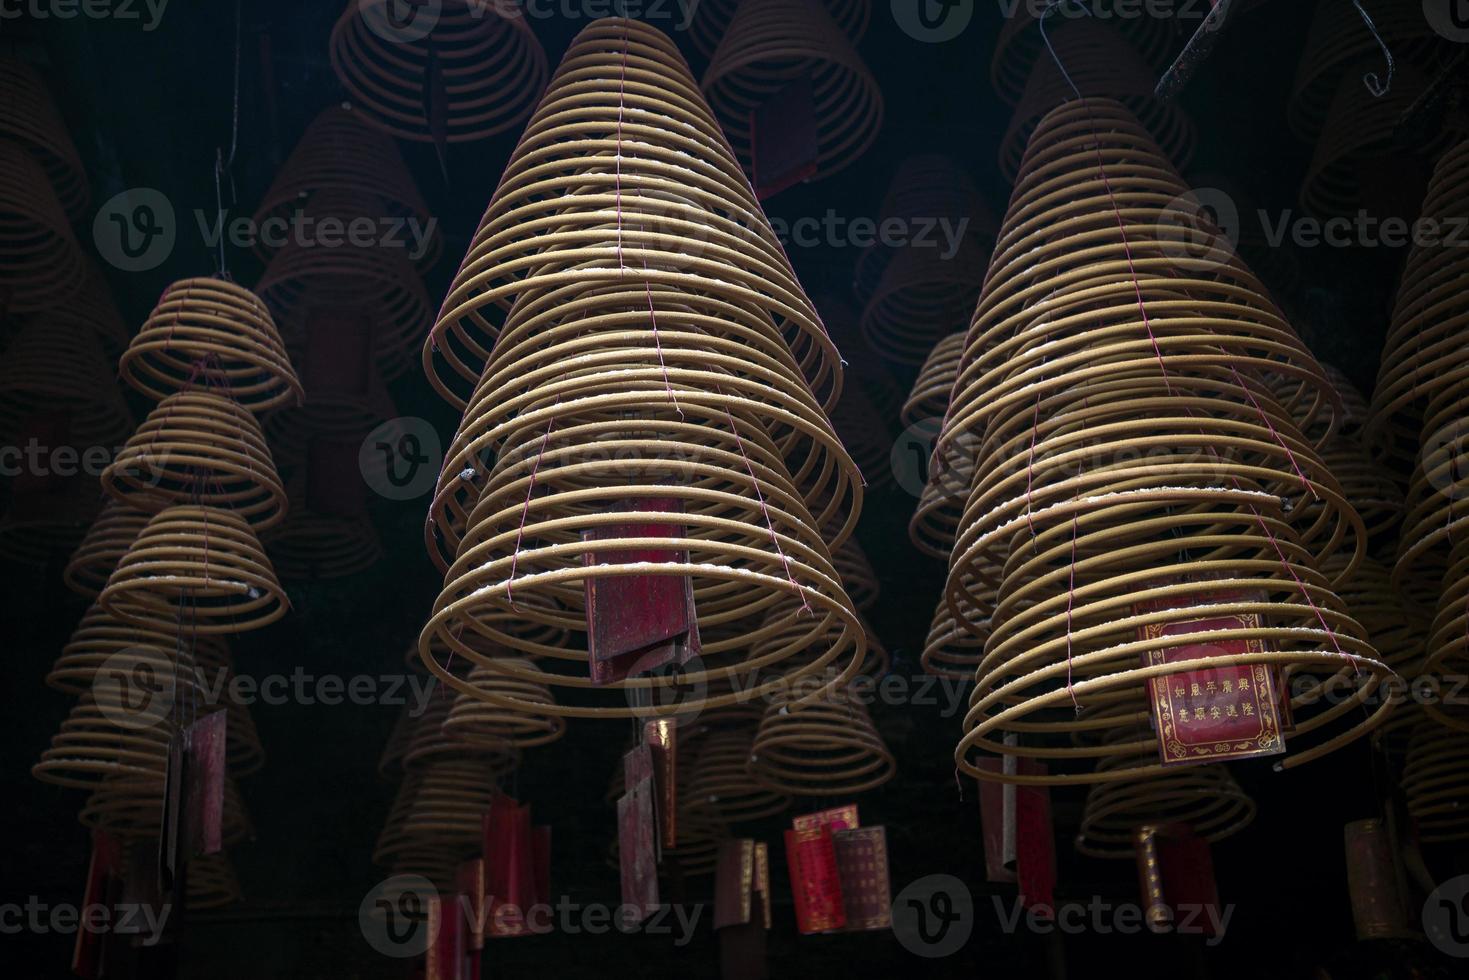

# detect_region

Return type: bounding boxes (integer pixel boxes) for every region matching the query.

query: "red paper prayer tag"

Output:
[185,711,227,857]
[784,825,845,934]
[750,74,819,200]
[1135,585,1286,766]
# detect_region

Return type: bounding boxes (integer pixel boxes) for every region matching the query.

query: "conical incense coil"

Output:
[1369,139,1469,482]
[262,366,394,466]
[102,391,288,530]
[378,707,418,781]
[702,0,882,184]
[685,723,791,825]
[78,772,252,847]
[187,853,244,910]
[443,661,566,751]
[948,100,1343,458]
[64,502,151,598]
[1402,717,1469,843]
[412,601,571,675]
[403,758,505,851]
[32,652,200,790]
[749,687,895,796]
[191,640,267,778]
[252,104,441,268]
[70,257,133,357]
[744,596,888,682]
[120,277,302,413]
[1075,755,1257,859]
[855,156,994,310]
[0,314,133,447]
[327,0,548,143]
[426,18,844,415]
[687,0,869,60]
[832,535,879,612]
[0,56,89,218]
[401,691,519,775]
[265,509,382,582]
[0,141,83,313]
[828,385,895,493]
[920,593,985,682]
[45,600,184,696]
[989,4,1174,107]
[901,331,965,433]
[1422,536,1469,734]
[255,201,433,382]
[99,505,289,635]
[426,276,861,569]
[999,21,1194,184]
[374,769,422,865]
[1396,371,1469,607]
[663,801,728,878]
[1289,0,1448,140]
[858,231,988,368]
[1301,63,1447,220]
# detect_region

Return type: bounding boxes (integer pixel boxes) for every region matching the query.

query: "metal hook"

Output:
[1353,0,1395,98]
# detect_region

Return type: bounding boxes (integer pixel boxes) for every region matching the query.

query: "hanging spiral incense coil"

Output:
[0,314,133,447]
[188,854,244,910]
[664,802,728,877]
[1288,0,1447,140]
[999,22,1194,184]
[265,504,382,583]
[327,0,548,143]
[1300,63,1445,219]
[1075,755,1257,859]
[262,366,393,467]
[63,502,151,598]
[79,772,252,847]
[749,687,895,796]
[1395,369,1469,608]
[828,386,895,493]
[688,0,870,60]
[190,640,267,778]
[102,391,288,530]
[378,708,418,781]
[0,57,89,218]
[425,275,860,568]
[1421,536,1469,734]
[1369,139,1469,483]
[901,332,965,433]
[403,758,505,851]
[702,0,882,185]
[685,723,791,825]
[0,141,83,312]
[425,18,844,417]
[402,692,519,776]
[46,601,184,696]
[831,536,878,612]
[854,157,994,310]
[858,230,989,368]
[1402,717,1469,842]
[254,197,434,382]
[920,594,985,682]
[989,4,1174,108]
[120,277,303,413]
[412,603,571,675]
[99,506,289,635]
[253,104,441,268]
[443,661,566,751]
[33,653,199,790]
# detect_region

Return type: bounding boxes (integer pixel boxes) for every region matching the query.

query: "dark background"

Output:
[1,1,1461,977]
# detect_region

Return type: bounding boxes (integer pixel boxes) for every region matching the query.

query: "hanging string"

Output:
[212,0,243,278]
[722,403,811,615]
[506,400,560,609]
[1352,0,1395,98]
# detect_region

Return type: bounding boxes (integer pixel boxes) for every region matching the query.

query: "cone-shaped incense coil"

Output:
[327,0,548,143]
[702,0,882,184]
[103,391,288,530]
[0,314,133,446]
[1403,716,1469,843]
[0,141,82,312]
[1075,757,1257,859]
[688,0,869,60]
[79,771,252,847]
[63,502,151,599]
[46,600,184,696]
[402,758,505,851]
[443,661,567,750]
[426,18,845,416]
[686,723,791,825]
[188,853,244,909]
[252,104,441,268]
[919,593,985,682]
[191,640,268,778]
[99,506,289,635]
[0,56,89,218]
[120,277,302,413]
[1422,537,1469,735]
[401,692,519,776]
[749,687,895,796]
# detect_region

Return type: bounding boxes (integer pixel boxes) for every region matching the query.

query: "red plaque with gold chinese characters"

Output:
[1136,588,1285,766]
